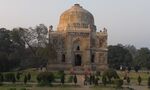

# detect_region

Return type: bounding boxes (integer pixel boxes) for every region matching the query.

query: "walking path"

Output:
[124,84,149,90]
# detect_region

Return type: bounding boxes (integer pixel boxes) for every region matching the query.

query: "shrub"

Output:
[73,75,77,85]
[138,75,142,85]
[148,76,150,88]
[61,74,65,85]
[127,77,130,84]
[102,69,119,83]
[0,73,4,86]
[114,79,123,88]
[68,75,73,83]
[96,71,101,76]
[27,72,31,81]
[37,72,54,86]
[94,77,99,85]
[24,75,27,84]
[54,70,65,79]
[102,76,107,86]
[16,72,21,81]
[4,73,16,83]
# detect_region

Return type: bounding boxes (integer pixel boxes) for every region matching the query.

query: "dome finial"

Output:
[74,3,80,6]
[74,3,82,8]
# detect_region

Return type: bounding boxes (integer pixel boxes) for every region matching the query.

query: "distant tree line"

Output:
[0,24,57,72]
[108,44,150,70]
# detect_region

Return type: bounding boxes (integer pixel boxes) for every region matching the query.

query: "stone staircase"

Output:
[72,66,86,75]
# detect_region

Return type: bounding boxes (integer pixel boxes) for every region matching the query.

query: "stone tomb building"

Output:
[47,4,108,73]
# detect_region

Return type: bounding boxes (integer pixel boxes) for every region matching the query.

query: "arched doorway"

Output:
[75,54,82,66]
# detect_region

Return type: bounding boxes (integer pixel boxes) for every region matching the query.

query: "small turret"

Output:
[49,25,53,32]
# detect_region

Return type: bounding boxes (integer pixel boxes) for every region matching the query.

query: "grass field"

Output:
[0,84,130,90]
[1,69,150,90]
[117,70,150,85]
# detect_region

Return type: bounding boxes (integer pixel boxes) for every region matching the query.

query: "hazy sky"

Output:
[0,0,150,48]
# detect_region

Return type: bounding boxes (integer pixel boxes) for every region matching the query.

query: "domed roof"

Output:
[57,4,95,31]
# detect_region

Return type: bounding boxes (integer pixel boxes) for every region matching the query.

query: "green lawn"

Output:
[118,71,150,80]
[0,85,130,90]
[1,69,149,90]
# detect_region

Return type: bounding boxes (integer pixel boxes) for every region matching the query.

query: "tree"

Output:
[0,28,26,72]
[10,26,56,69]
[102,76,107,86]
[0,28,12,53]
[24,75,27,84]
[138,75,142,85]
[0,28,14,72]
[126,77,130,84]
[133,48,150,69]
[89,75,92,85]
[148,76,150,88]
[0,73,4,85]
[84,75,88,85]
[124,45,137,58]
[61,73,65,85]
[12,75,16,84]
[27,73,31,81]
[73,75,77,85]
[16,27,37,56]
[108,45,133,69]
[34,24,48,47]
[0,52,9,72]
[16,72,20,81]
[94,76,99,85]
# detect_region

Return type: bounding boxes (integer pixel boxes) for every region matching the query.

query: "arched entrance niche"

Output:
[75,54,82,66]
[73,38,82,66]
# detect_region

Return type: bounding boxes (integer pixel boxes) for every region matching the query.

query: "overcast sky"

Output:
[0,0,150,48]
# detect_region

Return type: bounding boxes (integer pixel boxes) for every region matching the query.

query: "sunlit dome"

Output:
[57,4,95,31]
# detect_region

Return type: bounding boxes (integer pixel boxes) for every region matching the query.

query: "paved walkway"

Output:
[124,85,150,90]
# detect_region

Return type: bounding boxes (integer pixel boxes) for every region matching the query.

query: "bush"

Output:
[37,72,54,86]
[148,76,150,88]
[102,69,119,83]
[16,72,21,81]
[102,76,107,86]
[27,72,31,81]
[96,71,101,76]
[127,77,130,84]
[61,74,65,85]
[4,73,16,83]
[8,88,16,90]
[114,79,123,88]
[67,75,73,83]
[138,75,142,85]
[73,75,77,85]
[53,70,64,79]
[0,73,4,85]
[24,75,27,84]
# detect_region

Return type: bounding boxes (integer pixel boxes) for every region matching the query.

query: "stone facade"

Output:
[47,4,108,74]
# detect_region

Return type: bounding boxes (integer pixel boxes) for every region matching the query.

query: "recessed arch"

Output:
[62,54,65,62]
[75,54,82,66]
[91,54,95,63]
[73,38,81,51]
